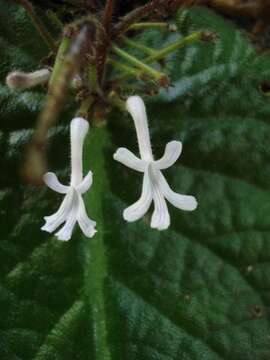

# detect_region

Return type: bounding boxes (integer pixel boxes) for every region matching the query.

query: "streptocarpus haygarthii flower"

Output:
[113,96,198,230]
[42,117,96,240]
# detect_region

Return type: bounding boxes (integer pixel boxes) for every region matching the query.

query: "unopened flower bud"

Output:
[6,68,51,90]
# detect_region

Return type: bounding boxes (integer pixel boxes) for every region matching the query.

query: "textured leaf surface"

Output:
[1,2,270,360]
[0,3,89,359]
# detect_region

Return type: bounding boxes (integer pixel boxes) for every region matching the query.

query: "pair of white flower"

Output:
[42,96,197,240]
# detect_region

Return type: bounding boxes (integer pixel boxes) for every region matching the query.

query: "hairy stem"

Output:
[112,45,165,81]
[113,31,203,82]
[122,37,157,56]
[76,97,94,118]
[103,0,115,31]
[23,27,91,183]
[129,22,168,30]
[144,31,203,63]
[108,58,139,78]
[113,0,163,37]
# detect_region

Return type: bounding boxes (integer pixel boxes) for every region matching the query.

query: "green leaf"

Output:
[82,7,270,360]
[1,2,270,360]
[0,3,89,359]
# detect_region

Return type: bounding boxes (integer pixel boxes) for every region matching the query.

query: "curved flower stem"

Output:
[23,27,91,183]
[112,0,163,37]
[16,0,56,52]
[108,58,139,78]
[112,45,166,82]
[144,31,203,63]
[76,97,94,119]
[49,35,72,88]
[129,22,168,30]
[113,31,203,82]
[122,37,157,56]
[103,0,115,32]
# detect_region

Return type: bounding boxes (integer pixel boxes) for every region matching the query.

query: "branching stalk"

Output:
[113,0,163,37]
[129,22,168,30]
[24,26,92,183]
[76,97,94,118]
[113,31,203,82]
[122,37,157,56]
[103,0,115,31]
[108,58,139,78]
[144,31,203,63]
[112,45,166,82]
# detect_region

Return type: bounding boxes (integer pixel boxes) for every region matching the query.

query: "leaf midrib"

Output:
[83,127,112,360]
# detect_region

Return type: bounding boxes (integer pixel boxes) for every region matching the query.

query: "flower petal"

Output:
[70,117,89,187]
[77,194,97,238]
[123,170,152,222]
[41,189,74,233]
[43,172,69,194]
[126,96,153,161]
[55,191,78,241]
[151,183,170,231]
[154,141,182,170]
[77,171,93,194]
[159,172,198,211]
[113,147,147,172]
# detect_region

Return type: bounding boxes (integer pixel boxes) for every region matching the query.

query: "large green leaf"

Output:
[0,3,90,359]
[1,2,270,359]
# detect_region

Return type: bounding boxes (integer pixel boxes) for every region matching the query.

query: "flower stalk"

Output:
[24,26,92,183]
[129,22,168,30]
[144,31,203,63]
[112,45,168,85]
[122,37,157,56]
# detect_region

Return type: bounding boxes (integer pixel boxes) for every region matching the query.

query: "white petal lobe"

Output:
[77,195,97,237]
[159,172,198,211]
[123,171,152,222]
[154,141,182,170]
[113,147,147,172]
[41,189,75,233]
[43,172,69,194]
[77,171,93,194]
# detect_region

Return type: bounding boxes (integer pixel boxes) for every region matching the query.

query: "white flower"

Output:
[113,96,198,230]
[41,117,96,241]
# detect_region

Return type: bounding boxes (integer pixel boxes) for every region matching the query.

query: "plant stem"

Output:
[16,0,56,51]
[122,37,157,56]
[113,0,163,37]
[113,31,203,82]
[23,27,91,183]
[49,35,72,88]
[129,22,167,30]
[144,31,203,63]
[76,97,94,118]
[112,45,165,81]
[108,58,139,78]
[103,0,115,31]
[88,64,99,92]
